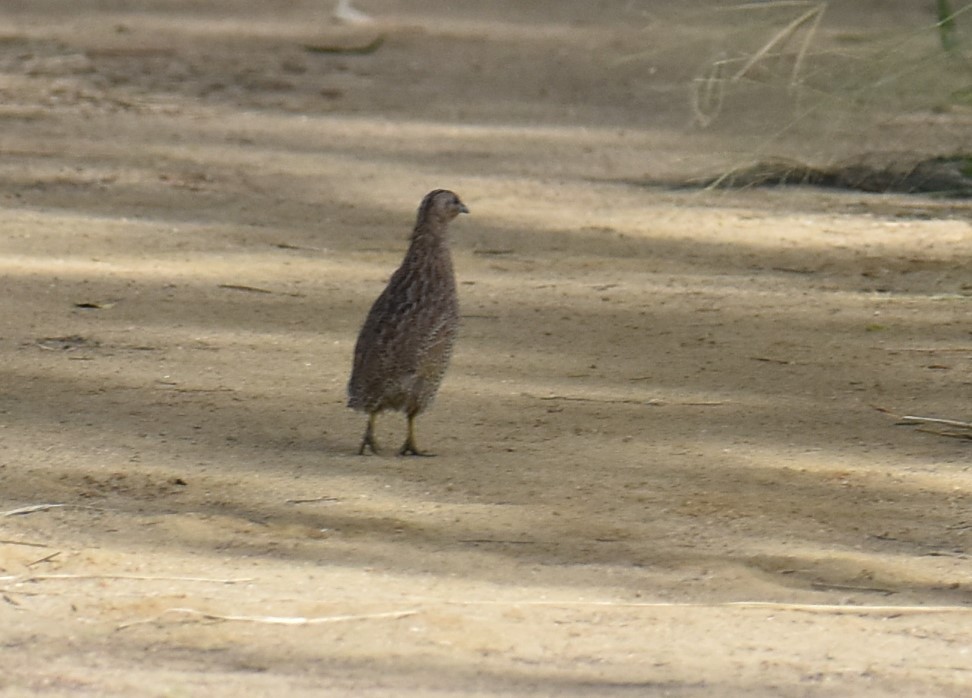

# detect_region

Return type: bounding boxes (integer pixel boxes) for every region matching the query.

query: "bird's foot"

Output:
[357,434,380,455]
[357,414,381,455]
[399,440,434,457]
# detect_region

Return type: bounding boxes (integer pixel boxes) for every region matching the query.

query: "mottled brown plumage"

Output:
[347,189,468,456]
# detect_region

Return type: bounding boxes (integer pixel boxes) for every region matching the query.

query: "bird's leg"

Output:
[399,413,433,457]
[357,412,380,455]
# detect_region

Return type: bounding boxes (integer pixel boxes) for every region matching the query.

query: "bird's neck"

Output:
[405,225,454,277]
[408,222,451,252]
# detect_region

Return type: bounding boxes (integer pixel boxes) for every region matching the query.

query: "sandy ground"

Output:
[1,2,971,696]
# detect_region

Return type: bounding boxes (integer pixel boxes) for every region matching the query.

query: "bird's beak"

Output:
[459,203,470,214]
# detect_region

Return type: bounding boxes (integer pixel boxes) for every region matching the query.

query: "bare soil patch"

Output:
[1,2,971,696]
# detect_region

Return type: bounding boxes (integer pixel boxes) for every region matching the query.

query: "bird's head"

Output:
[419,189,469,226]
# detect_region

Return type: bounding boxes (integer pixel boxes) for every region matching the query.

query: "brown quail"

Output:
[347,189,469,456]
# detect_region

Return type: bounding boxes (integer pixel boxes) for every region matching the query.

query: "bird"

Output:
[347,189,469,456]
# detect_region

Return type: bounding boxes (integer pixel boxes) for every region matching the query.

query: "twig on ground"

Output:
[771,266,816,274]
[750,356,794,365]
[472,248,515,256]
[809,581,894,594]
[534,395,646,405]
[217,283,274,294]
[901,415,972,430]
[273,242,328,253]
[629,600,972,615]
[529,394,725,407]
[117,607,417,631]
[915,428,972,441]
[0,573,253,584]
[0,539,51,548]
[881,347,972,353]
[2,504,68,517]
[0,588,41,598]
[2,503,108,517]
[286,496,341,505]
[523,394,726,407]
[872,405,972,438]
[217,283,304,298]
[26,551,61,567]
[652,400,727,407]
[303,35,385,55]
[417,598,972,615]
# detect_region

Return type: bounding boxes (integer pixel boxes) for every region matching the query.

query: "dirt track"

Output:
[1,2,971,696]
